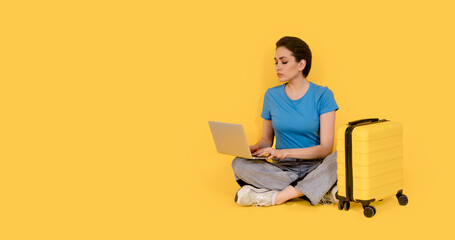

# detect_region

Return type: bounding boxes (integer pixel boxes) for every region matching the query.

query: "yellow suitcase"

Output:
[336,118,408,217]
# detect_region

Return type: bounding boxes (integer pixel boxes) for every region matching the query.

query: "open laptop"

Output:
[208,121,269,160]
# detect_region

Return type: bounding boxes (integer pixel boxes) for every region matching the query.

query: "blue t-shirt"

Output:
[261,82,339,150]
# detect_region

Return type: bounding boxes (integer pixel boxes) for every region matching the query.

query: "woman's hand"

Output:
[254,147,289,161]
[249,144,260,153]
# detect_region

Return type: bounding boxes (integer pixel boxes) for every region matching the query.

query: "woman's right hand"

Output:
[250,145,260,154]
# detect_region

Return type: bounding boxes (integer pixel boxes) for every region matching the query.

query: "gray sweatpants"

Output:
[232,151,338,205]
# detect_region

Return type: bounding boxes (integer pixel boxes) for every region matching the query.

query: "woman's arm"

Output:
[255,110,336,160]
[250,120,274,152]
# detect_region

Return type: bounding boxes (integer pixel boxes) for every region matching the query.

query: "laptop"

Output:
[208,121,269,160]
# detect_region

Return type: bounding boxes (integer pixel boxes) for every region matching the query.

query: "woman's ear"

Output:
[298,59,306,72]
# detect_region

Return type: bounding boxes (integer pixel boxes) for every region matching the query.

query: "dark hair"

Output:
[276,36,312,78]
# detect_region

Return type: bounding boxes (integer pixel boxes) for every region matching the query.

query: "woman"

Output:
[231,36,339,207]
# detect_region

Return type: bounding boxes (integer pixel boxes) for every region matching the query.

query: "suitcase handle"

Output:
[348,118,379,126]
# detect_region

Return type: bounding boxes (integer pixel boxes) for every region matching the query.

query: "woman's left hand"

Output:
[253,147,289,161]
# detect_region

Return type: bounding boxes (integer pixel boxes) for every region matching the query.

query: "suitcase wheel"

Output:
[338,201,343,210]
[343,201,350,211]
[397,194,408,206]
[363,206,376,218]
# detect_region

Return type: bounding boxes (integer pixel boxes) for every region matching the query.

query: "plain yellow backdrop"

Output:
[1,0,455,239]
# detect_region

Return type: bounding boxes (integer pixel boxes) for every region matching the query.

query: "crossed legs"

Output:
[232,151,338,206]
[232,157,304,205]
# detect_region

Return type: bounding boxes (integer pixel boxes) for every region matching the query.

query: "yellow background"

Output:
[1,0,454,239]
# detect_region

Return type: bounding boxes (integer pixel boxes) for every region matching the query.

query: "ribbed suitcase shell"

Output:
[336,120,403,201]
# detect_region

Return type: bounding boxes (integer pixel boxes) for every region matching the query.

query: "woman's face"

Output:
[274,46,306,82]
